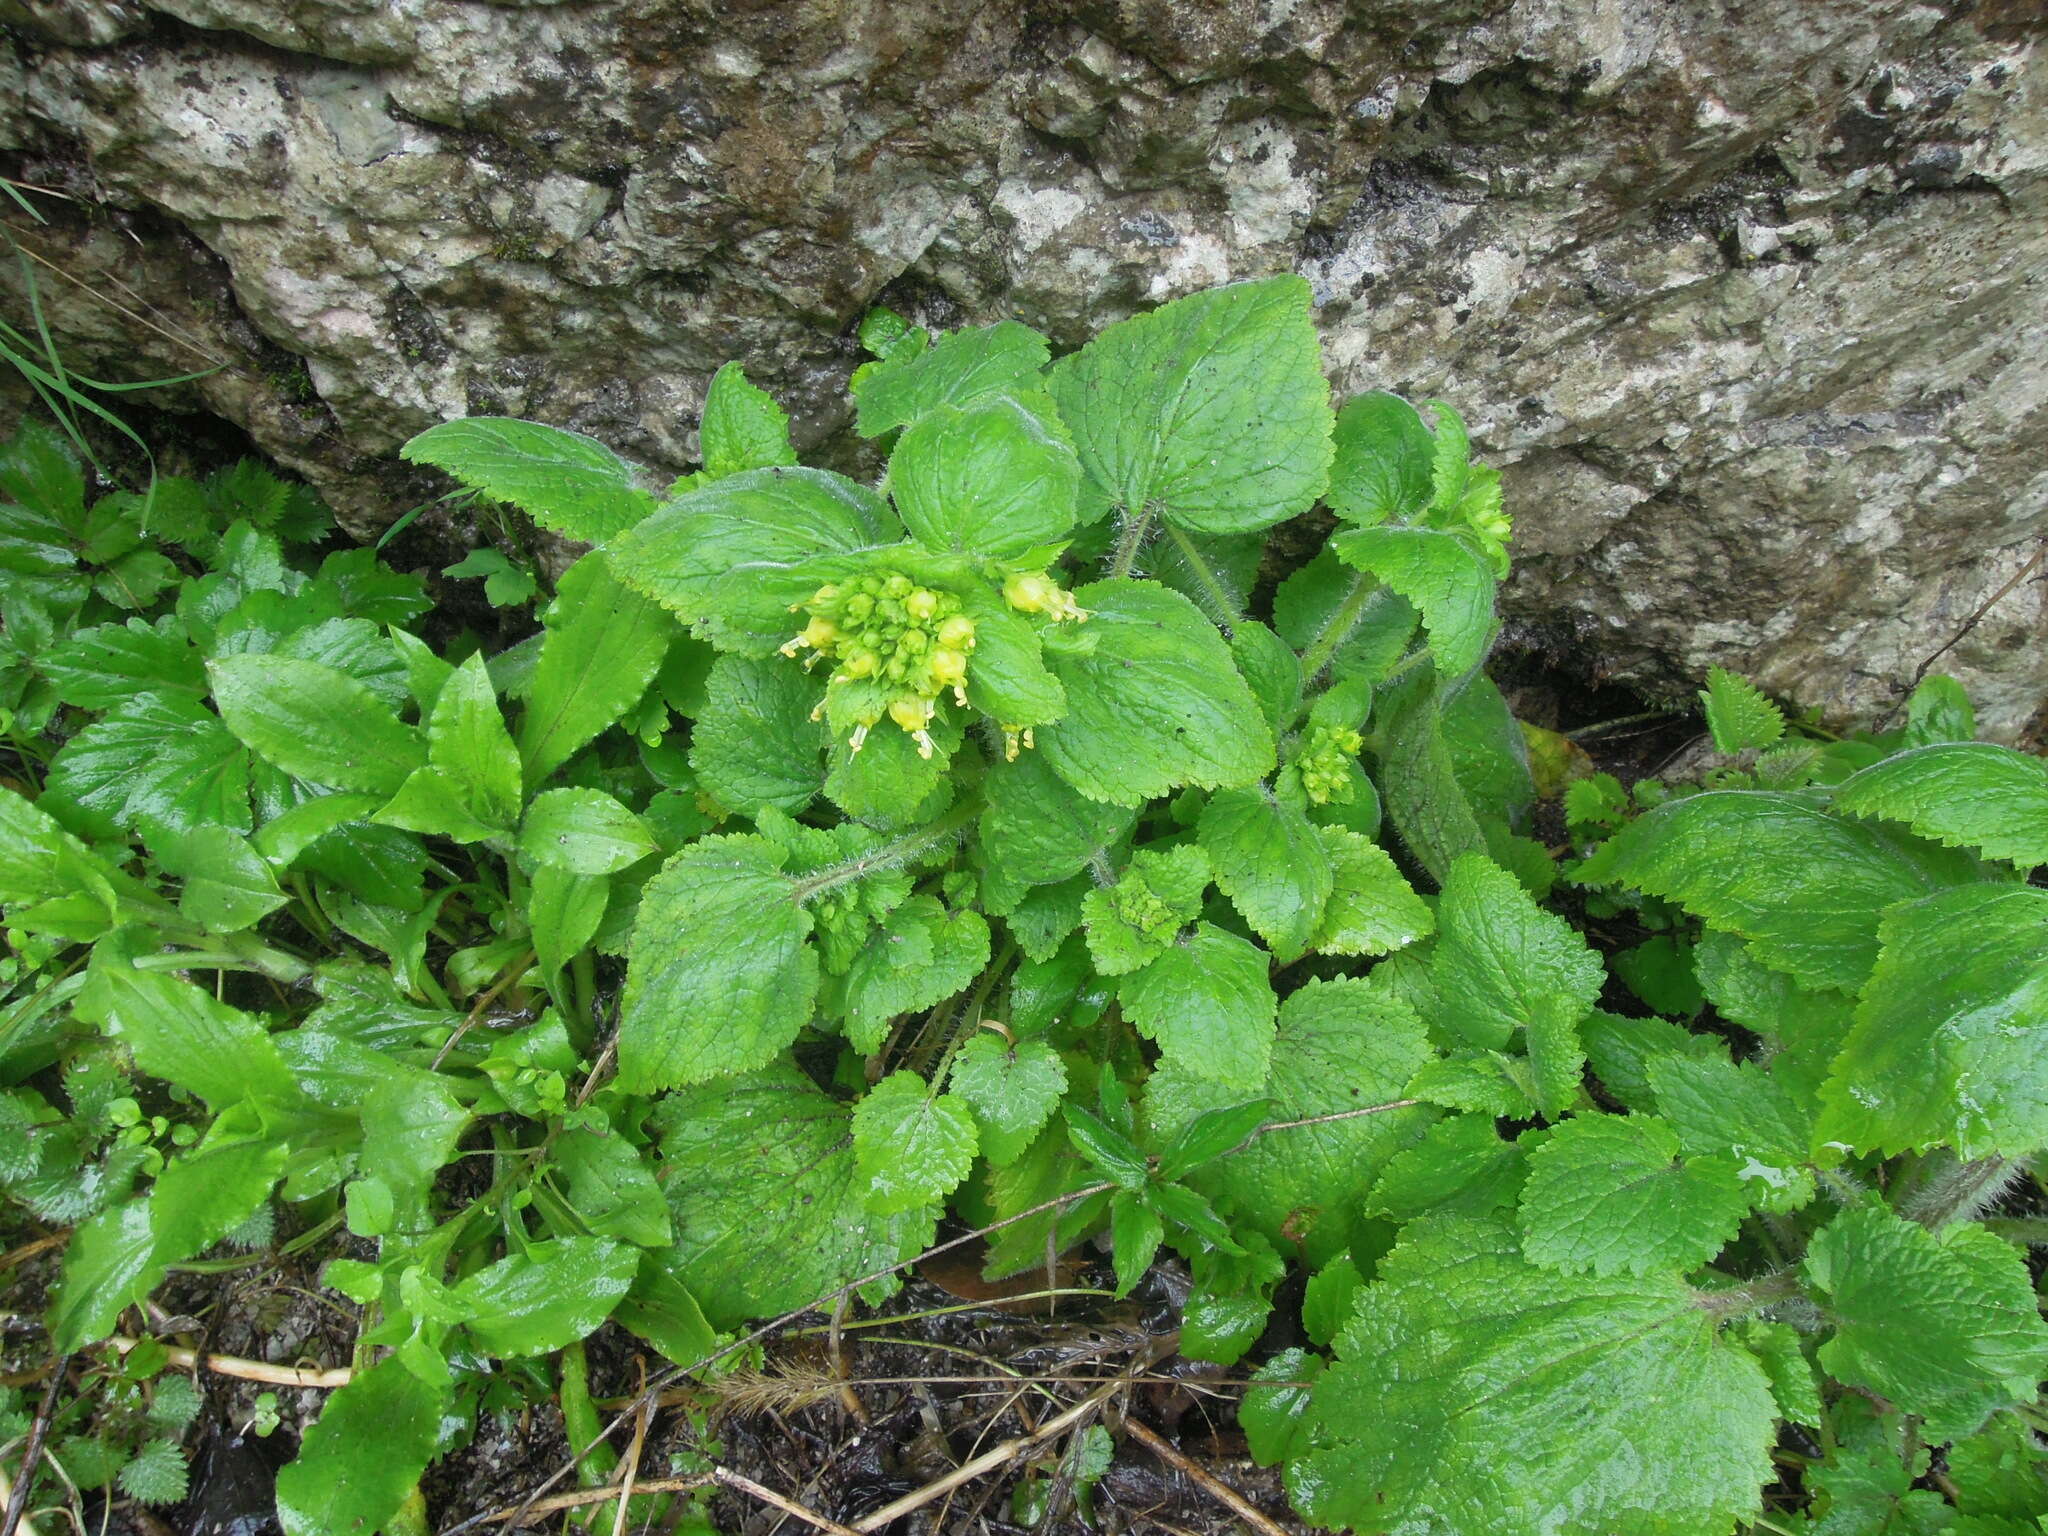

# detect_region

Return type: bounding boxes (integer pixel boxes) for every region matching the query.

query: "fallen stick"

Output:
[1120,1416,1290,1536]
[108,1338,352,1390]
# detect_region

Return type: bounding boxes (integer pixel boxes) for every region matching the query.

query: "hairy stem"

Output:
[1902,1152,2028,1231]
[1295,570,1376,685]
[789,794,981,906]
[1105,504,1156,581]
[1161,523,1243,630]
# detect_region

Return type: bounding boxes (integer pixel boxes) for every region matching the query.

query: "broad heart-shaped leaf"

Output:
[1816,885,2048,1159]
[1517,1114,1750,1277]
[854,321,1050,438]
[1311,825,1434,957]
[1327,390,1434,525]
[1701,666,1785,755]
[979,748,1134,886]
[1120,923,1276,1089]
[1806,1203,2048,1441]
[842,899,991,1054]
[1145,975,1435,1267]
[209,654,423,796]
[1331,525,1496,677]
[618,834,817,1090]
[609,466,899,652]
[1288,1215,1777,1536]
[698,361,797,478]
[947,1035,1067,1168]
[1432,854,1602,1116]
[1197,787,1332,960]
[691,651,827,815]
[402,417,655,543]
[1578,790,1975,992]
[1833,743,2048,868]
[450,1237,638,1357]
[652,1063,935,1329]
[274,1355,448,1536]
[1047,275,1333,535]
[1038,579,1273,806]
[43,691,250,839]
[853,1071,979,1214]
[517,551,672,787]
[1647,1054,1816,1213]
[888,393,1080,558]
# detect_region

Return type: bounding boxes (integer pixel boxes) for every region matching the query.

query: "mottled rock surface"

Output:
[2,0,2043,737]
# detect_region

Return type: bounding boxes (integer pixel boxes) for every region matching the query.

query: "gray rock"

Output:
[2,0,2043,739]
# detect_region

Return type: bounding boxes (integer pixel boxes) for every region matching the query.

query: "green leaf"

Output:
[158,824,287,933]
[275,1356,448,1536]
[1181,1233,1282,1364]
[1426,402,1471,513]
[614,1253,717,1365]
[79,949,299,1110]
[888,394,1080,557]
[1038,580,1273,806]
[402,417,655,542]
[1064,1103,1148,1191]
[527,865,609,979]
[947,1035,1067,1168]
[1806,1203,2048,1440]
[1331,525,1495,676]
[1432,853,1602,1114]
[1833,743,2048,868]
[421,652,521,831]
[609,467,898,651]
[117,1439,189,1506]
[1047,275,1333,535]
[699,361,797,478]
[1081,843,1210,975]
[43,616,205,710]
[619,834,817,1089]
[518,551,672,786]
[691,652,827,815]
[519,788,655,875]
[1228,620,1302,735]
[1735,1320,1822,1428]
[1816,885,2048,1159]
[1700,666,1785,754]
[1197,787,1332,959]
[1108,1192,1165,1297]
[1328,391,1434,525]
[43,692,250,839]
[1517,1114,1750,1277]
[373,767,502,844]
[1242,1349,1324,1467]
[842,899,990,1054]
[1289,1216,1776,1536]
[1311,826,1434,956]
[1902,674,1976,746]
[1155,1098,1272,1183]
[209,654,423,796]
[854,321,1050,438]
[1120,923,1276,1089]
[1578,790,1972,991]
[1367,1113,1525,1222]
[957,595,1067,729]
[452,1237,637,1356]
[442,546,538,607]
[653,1063,934,1328]
[359,1070,469,1230]
[980,749,1134,886]
[853,1071,979,1214]
[1371,666,1488,885]
[1146,975,1434,1265]
[1647,1055,1815,1213]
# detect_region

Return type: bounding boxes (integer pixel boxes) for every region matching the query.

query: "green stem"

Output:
[1162,523,1243,629]
[1903,1153,2025,1231]
[1983,1217,2048,1247]
[924,940,1016,1084]
[1105,505,1156,581]
[789,794,981,906]
[1696,1267,1803,1320]
[1295,571,1375,685]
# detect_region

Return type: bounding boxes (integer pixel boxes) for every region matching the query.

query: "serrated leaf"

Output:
[422,652,521,831]
[1578,790,1973,991]
[1146,975,1434,1265]
[1371,665,1488,885]
[1328,391,1434,525]
[1735,1320,1822,1427]
[402,417,655,542]
[854,321,1049,438]
[1903,674,1976,746]
[1425,401,1471,512]
[1700,666,1785,754]
[209,654,422,796]
[1331,525,1495,677]
[275,1356,447,1536]
[519,788,655,875]
[1048,276,1332,535]
[947,1035,1067,1168]
[853,1072,979,1214]
[44,692,250,839]
[42,615,205,710]
[451,1237,637,1356]
[691,651,827,814]
[980,748,1134,887]
[1367,1113,1525,1222]
[653,1064,934,1328]
[1647,1055,1815,1212]
[1242,1349,1324,1467]
[517,551,673,786]
[1311,825,1433,956]
[158,824,287,933]
[1816,884,2048,1159]
[1806,1203,2048,1440]
[843,900,990,1054]
[1038,580,1272,806]
[1197,787,1332,959]
[1120,923,1276,1089]
[1517,1114,1750,1276]
[1289,1215,1777,1536]
[117,1439,188,1506]
[889,394,1080,558]
[1080,843,1210,975]
[1833,743,2048,868]
[619,835,817,1089]
[699,361,797,478]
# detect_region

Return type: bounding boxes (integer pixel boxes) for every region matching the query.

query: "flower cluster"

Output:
[782,572,977,758]
[1299,722,1363,805]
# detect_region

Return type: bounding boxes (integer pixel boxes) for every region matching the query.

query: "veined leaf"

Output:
[853,1071,979,1214]
[980,748,1134,887]
[275,1356,448,1536]
[1517,1113,1750,1277]
[1332,525,1495,677]
[854,321,1050,438]
[1328,391,1434,526]
[1197,787,1332,960]
[947,1035,1067,1169]
[691,652,827,815]
[1833,743,2048,868]
[1700,666,1784,755]
[517,551,672,787]
[1120,923,1277,1090]
[519,788,655,875]
[1311,826,1433,957]
[402,417,655,542]
[451,1237,637,1357]
[698,361,797,478]
[209,654,422,796]
[888,393,1080,558]
[842,899,990,1055]
[43,692,250,839]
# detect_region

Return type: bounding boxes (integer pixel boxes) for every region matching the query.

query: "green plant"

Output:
[5,278,2048,1535]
